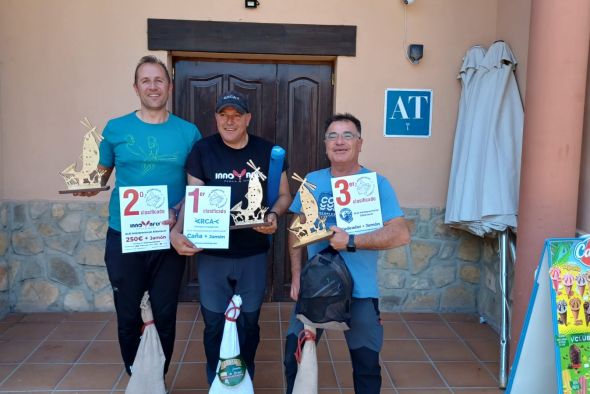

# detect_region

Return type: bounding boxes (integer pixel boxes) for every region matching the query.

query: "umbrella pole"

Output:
[498,229,510,388]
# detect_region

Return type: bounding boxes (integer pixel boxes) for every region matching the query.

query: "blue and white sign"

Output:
[384,89,433,138]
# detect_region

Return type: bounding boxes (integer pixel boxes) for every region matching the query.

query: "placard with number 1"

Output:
[119,185,170,253]
[183,186,231,249]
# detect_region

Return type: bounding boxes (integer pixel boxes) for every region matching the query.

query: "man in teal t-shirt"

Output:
[77,56,201,378]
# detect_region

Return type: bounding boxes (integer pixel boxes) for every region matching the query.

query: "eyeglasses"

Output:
[324,131,360,141]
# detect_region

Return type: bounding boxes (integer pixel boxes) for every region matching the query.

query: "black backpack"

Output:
[295,246,353,330]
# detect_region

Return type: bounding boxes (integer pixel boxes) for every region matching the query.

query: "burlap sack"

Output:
[209,295,254,394]
[125,291,166,394]
[292,325,318,394]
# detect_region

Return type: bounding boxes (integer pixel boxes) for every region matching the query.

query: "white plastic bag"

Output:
[292,324,318,394]
[209,295,254,394]
[126,291,166,394]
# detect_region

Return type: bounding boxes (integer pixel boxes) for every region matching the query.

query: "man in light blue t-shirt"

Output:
[76,56,201,379]
[283,113,410,394]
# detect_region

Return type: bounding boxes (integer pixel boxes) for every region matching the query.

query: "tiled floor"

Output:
[0,303,504,393]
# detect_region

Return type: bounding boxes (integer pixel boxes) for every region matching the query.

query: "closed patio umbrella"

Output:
[445,41,524,236]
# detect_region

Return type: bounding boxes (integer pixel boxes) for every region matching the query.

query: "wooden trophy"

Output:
[289,173,334,248]
[58,118,110,194]
[229,160,272,229]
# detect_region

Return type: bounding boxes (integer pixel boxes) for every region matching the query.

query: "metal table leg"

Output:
[499,230,510,388]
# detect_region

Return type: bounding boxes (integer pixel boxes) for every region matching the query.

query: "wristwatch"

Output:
[346,234,356,252]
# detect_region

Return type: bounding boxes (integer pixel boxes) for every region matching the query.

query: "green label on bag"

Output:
[217,356,246,386]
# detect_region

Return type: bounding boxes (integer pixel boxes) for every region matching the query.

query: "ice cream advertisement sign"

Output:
[550,239,590,394]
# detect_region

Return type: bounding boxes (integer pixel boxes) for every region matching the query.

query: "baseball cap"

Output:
[215,91,250,114]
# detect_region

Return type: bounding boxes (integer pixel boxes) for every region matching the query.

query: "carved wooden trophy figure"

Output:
[289,173,334,248]
[58,118,110,194]
[229,160,271,229]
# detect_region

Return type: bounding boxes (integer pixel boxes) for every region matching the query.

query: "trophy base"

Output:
[291,230,334,249]
[59,186,111,194]
[230,221,273,230]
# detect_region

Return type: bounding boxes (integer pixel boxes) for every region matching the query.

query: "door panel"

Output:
[173,59,332,302]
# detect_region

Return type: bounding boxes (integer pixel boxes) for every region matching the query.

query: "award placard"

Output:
[331,172,383,235]
[288,173,333,249]
[183,186,231,249]
[59,118,110,194]
[549,238,590,393]
[119,185,169,253]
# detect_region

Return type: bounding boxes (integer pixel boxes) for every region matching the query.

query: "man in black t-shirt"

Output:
[171,91,291,384]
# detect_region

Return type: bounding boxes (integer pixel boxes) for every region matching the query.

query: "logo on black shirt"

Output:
[214,169,252,182]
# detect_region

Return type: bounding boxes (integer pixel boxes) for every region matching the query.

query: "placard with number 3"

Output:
[331,172,383,235]
[119,185,170,253]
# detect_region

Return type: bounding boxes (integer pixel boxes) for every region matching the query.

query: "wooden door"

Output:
[173,59,332,302]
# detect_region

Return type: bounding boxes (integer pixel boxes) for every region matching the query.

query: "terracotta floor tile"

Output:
[174,362,209,389]
[327,339,351,361]
[183,340,206,362]
[48,321,105,340]
[260,321,280,339]
[0,364,71,390]
[255,339,282,361]
[407,321,457,339]
[27,340,88,363]
[483,362,500,378]
[435,361,498,387]
[381,339,427,361]
[63,311,113,321]
[384,361,446,388]
[175,321,194,340]
[0,314,25,324]
[380,312,402,321]
[177,303,199,322]
[0,308,503,393]
[465,339,501,362]
[20,312,68,323]
[0,364,17,382]
[57,364,123,390]
[383,321,414,339]
[279,303,295,321]
[325,329,345,340]
[79,340,123,363]
[441,313,480,323]
[252,361,283,389]
[96,319,118,340]
[316,339,331,361]
[401,312,443,322]
[421,339,477,361]
[172,339,189,362]
[453,389,504,393]
[317,361,339,388]
[0,323,10,336]
[332,360,354,388]
[259,304,280,322]
[0,340,40,363]
[189,321,205,340]
[449,322,499,341]
[0,322,58,340]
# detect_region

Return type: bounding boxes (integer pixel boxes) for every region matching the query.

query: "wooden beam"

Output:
[148,19,356,56]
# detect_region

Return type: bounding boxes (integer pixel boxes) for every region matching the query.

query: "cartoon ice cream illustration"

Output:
[570,297,582,324]
[550,267,561,294]
[577,274,587,297]
[569,344,582,369]
[557,300,568,325]
[563,273,575,298]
